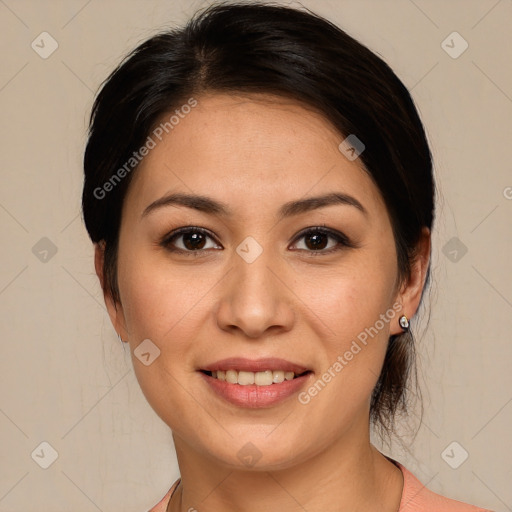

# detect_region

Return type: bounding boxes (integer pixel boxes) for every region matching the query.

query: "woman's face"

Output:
[101,93,418,469]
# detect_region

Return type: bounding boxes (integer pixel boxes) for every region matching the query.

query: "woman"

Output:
[82,3,493,511]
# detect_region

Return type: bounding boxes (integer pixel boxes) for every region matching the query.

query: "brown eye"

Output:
[290,226,353,255]
[181,231,207,250]
[161,227,221,253]
[302,231,330,250]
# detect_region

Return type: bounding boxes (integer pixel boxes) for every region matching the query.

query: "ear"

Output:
[94,242,129,343]
[389,227,431,335]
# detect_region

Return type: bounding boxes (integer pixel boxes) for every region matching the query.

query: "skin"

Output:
[95,93,430,512]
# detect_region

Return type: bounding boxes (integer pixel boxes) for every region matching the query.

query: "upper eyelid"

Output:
[164,226,218,242]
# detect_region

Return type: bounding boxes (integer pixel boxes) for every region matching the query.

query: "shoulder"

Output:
[147,478,180,512]
[396,461,494,512]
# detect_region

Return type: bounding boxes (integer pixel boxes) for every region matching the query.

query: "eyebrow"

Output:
[141,191,367,220]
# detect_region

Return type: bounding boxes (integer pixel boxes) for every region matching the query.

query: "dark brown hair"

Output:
[82,2,434,437]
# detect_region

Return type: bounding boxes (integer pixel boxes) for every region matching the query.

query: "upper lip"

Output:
[200,357,310,374]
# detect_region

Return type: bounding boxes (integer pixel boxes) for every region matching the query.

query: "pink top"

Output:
[147,457,493,512]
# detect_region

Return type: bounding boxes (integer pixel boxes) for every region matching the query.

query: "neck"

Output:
[168,419,403,512]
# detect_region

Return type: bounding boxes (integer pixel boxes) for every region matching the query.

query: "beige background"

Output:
[0,0,511,510]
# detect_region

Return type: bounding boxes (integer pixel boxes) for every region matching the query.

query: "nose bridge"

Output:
[233,234,280,301]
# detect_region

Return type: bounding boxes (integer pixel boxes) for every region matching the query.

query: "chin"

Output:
[198,432,315,472]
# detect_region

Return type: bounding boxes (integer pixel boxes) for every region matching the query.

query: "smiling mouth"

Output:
[200,369,312,386]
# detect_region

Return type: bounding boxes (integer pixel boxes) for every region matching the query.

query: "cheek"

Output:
[116,252,208,430]
[296,244,398,399]
[115,224,207,337]
[297,251,397,342]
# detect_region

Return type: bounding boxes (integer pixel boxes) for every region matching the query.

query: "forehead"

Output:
[125,93,386,220]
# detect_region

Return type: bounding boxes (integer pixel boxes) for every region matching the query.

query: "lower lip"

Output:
[199,372,312,408]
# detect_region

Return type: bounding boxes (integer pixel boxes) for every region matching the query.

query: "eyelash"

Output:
[160,225,355,257]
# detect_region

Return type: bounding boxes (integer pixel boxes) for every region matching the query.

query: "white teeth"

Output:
[255,370,273,386]
[225,370,238,384]
[238,371,255,386]
[208,369,304,385]
[273,370,285,383]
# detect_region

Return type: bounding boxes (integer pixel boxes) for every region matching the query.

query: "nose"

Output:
[215,241,295,339]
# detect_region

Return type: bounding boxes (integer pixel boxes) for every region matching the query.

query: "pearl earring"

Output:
[399,315,410,331]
